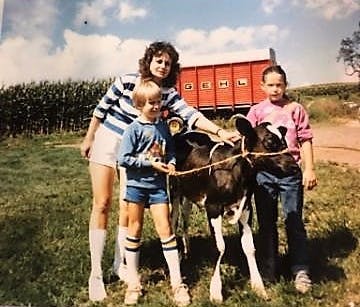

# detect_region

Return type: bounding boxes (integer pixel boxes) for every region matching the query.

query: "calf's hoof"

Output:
[210,294,223,304]
[252,285,269,300]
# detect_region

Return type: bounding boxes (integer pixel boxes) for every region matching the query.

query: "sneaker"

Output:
[88,275,107,302]
[124,284,143,305]
[294,270,312,293]
[172,283,190,306]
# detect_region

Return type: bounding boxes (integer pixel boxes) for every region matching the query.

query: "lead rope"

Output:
[172,137,289,177]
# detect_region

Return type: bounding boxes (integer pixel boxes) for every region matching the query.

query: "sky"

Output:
[0,0,359,88]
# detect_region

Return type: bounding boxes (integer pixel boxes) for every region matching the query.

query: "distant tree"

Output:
[337,22,360,81]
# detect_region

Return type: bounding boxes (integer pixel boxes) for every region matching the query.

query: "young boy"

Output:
[118,80,190,306]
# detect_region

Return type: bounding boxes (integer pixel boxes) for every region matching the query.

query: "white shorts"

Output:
[89,124,121,168]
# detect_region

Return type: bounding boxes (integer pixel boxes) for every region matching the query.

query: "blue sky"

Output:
[0,0,358,87]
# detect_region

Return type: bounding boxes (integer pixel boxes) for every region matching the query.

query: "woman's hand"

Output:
[217,128,241,145]
[80,138,92,159]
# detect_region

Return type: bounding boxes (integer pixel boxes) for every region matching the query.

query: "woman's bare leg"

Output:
[88,162,115,301]
[89,162,115,229]
[113,166,129,278]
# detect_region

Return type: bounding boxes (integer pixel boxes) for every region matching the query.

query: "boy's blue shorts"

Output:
[125,186,169,206]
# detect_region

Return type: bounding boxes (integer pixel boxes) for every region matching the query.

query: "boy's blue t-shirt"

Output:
[118,118,176,190]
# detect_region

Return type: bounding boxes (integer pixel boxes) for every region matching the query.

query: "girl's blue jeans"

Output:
[254,169,309,281]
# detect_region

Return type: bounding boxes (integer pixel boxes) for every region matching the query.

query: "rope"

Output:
[172,148,289,177]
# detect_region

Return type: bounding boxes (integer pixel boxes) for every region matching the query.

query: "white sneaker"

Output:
[294,270,312,294]
[124,284,143,305]
[88,275,107,301]
[172,283,191,306]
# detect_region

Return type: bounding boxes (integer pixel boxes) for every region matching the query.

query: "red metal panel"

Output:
[197,66,215,109]
[178,67,198,108]
[251,60,272,103]
[214,64,233,107]
[232,62,252,103]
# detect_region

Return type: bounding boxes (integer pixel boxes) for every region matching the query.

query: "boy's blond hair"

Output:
[133,79,161,109]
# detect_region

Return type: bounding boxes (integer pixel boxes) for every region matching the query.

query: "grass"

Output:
[0,133,359,307]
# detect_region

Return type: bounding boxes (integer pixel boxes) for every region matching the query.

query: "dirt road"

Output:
[312,120,360,170]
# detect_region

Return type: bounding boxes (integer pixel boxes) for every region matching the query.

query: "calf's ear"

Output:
[234,115,254,138]
[278,126,287,137]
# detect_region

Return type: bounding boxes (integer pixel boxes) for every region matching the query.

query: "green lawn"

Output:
[0,134,359,307]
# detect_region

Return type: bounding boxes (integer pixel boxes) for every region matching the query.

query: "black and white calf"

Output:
[170,115,295,302]
[170,115,282,302]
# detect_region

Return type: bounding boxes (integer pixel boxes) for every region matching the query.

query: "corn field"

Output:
[0,79,113,138]
[0,79,358,138]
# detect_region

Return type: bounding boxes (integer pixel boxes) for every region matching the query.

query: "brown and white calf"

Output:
[169,115,295,302]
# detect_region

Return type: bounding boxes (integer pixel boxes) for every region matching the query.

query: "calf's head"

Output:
[234,115,299,176]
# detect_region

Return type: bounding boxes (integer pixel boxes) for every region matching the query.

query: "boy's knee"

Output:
[128,220,142,236]
[156,222,172,238]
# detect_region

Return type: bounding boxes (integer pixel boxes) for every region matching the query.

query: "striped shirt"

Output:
[93,73,202,138]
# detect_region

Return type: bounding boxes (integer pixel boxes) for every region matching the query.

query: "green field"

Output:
[0,132,359,307]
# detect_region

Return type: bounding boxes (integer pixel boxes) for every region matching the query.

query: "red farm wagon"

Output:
[176,48,276,115]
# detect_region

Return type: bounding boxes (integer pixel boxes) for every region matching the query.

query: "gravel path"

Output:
[312,120,360,169]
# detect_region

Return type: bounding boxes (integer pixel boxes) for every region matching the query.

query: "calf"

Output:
[170,115,283,302]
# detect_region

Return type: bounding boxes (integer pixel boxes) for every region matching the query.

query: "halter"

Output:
[172,136,289,177]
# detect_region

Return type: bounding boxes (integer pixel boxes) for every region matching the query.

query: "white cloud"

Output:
[175,24,289,53]
[74,0,147,27]
[5,0,58,39]
[175,28,207,50]
[263,0,359,19]
[0,30,149,86]
[117,2,147,21]
[296,0,360,20]
[261,0,284,14]
[0,36,55,85]
[74,0,116,28]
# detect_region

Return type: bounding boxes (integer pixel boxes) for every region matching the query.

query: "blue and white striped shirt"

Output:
[93,73,202,138]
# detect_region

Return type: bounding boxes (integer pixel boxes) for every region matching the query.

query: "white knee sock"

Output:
[89,229,106,277]
[113,225,128,271]
[125,236,141,286]
[161,235,182,287]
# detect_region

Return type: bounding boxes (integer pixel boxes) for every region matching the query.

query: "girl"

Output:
[118,79,189,306]
[246,65,317,293]
[80,41,240,302]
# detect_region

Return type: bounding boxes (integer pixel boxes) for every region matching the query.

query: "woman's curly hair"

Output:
[138,41,180,88]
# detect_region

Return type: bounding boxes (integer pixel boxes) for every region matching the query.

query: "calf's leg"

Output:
[181,198,192,258]
[209,215,225,303]
[239,207,268,299]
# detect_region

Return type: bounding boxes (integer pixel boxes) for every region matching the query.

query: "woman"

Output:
[80,41,240,302]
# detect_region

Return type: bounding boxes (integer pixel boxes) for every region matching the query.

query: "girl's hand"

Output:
[303,168,317,190]
[152,161,171,173]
